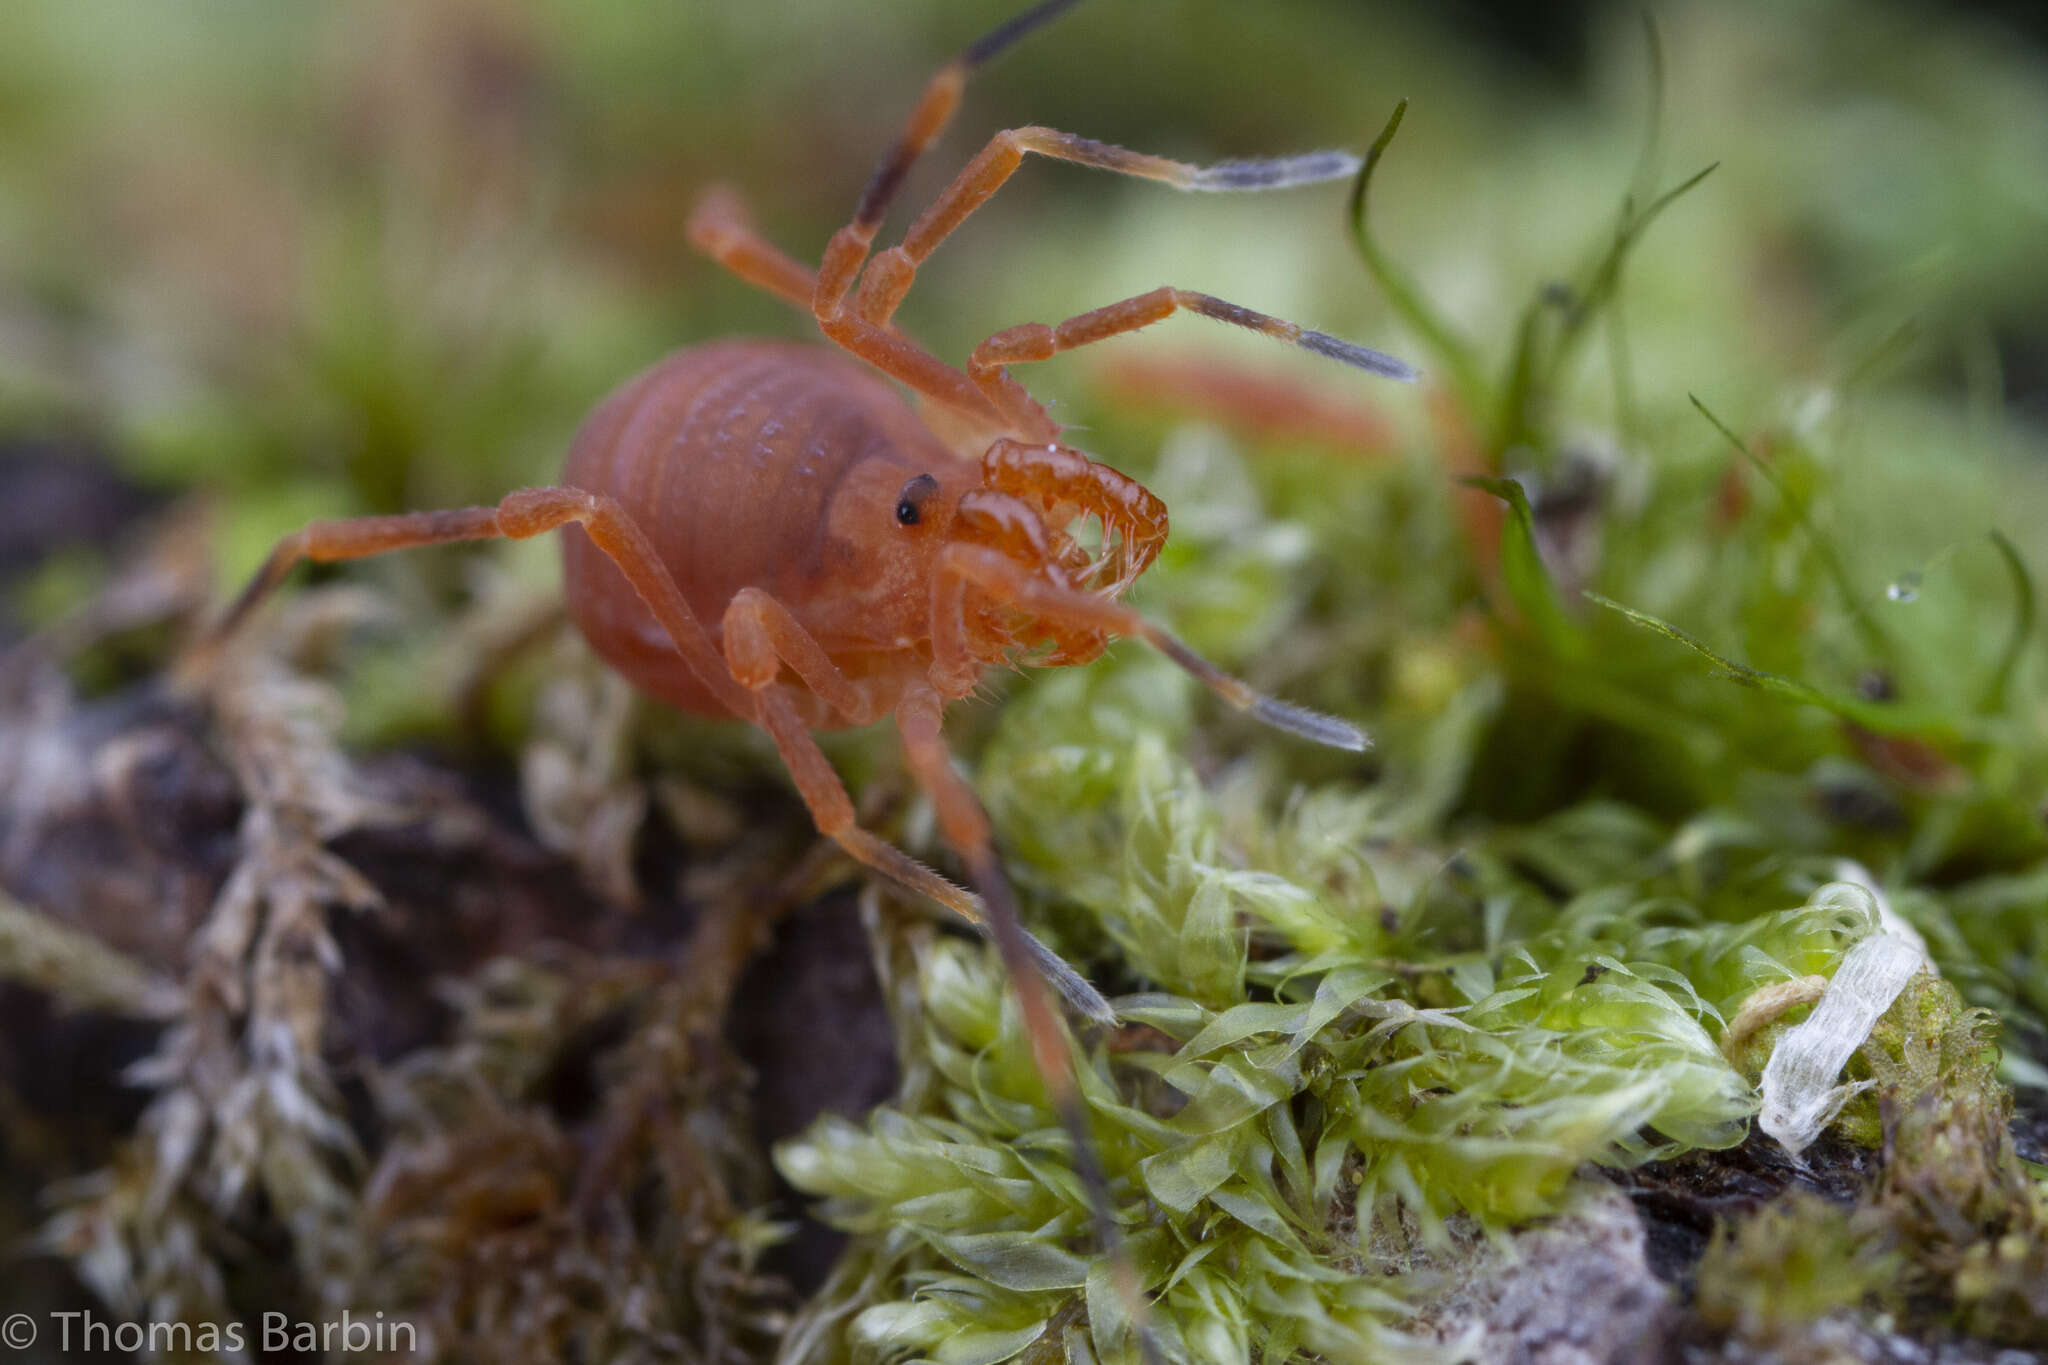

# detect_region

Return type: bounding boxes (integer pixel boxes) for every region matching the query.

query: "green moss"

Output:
[1695,973,2046,1347]
[1860,978,2048,1344]
[779,649,1908,1358]
[767,102,2048,1341]
[1833,973,1999,1149]
[1694,1194,1895,1340]
[772,96,2048,1345]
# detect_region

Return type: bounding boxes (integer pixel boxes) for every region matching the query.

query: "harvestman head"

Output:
[186,1,1412,1356]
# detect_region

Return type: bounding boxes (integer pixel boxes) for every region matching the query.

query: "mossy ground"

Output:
[1,1,2045,1362]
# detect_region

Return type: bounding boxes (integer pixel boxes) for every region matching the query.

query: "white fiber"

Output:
[1755,880,1928,1155]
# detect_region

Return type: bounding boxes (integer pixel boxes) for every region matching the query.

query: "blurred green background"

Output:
[4,0,2044,521]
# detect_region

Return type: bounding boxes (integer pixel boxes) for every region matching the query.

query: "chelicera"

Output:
[187,0,1411,1332]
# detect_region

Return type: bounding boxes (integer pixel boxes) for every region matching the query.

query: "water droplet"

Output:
[1886,572,1921,603]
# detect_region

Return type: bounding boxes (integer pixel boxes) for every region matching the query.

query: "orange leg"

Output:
[811,0,1085,319]
[969,287,1417,439]
[686,3,1087,433]
[682,190,1005,428]
[687,0,1398,451]
[852,126,1360,332]
[1091,351,1401,457]
[684,186,818,312]
[935,543,1369,753]
[834,115,1368,436]
[183,488,759,721]
[721,588,872,722]
[720,591,1114,1025]
[194,504,504,657]
[896,681,1150,1352]
[684,180,1005,430]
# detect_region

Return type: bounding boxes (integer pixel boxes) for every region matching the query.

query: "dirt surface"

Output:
[0,438,159,597]
[0,686,900,1324]
[1616,1129,1879,1286]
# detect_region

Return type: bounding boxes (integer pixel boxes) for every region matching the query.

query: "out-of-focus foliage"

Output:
[2,0,2046,1361]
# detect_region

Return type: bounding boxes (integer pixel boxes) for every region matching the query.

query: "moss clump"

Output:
[1695,973,2048,1350]
[1862,981,2048,1345]
[1834,972,2002,1150]
[774,76,2048,1342]
[778,658,1900,1360]
[771,52,2048,1345]
[1694,1193,1895,1342]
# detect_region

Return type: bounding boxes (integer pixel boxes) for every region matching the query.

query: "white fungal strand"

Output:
[1756,880,1929,1154]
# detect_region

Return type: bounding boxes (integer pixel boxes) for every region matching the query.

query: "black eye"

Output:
[895,473,938,527]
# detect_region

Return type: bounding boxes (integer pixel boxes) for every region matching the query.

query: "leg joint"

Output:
[970,323,1056,374]
[496,486,597,538]
[721,589,781,692]
[854,247,918,324]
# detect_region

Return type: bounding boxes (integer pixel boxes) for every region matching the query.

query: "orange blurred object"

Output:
[1094,351,1399,457]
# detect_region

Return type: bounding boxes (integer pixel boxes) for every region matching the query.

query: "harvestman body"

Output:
[189,0,1412,1344]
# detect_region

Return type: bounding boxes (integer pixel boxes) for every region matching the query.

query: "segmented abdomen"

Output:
[559,338,948,718]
